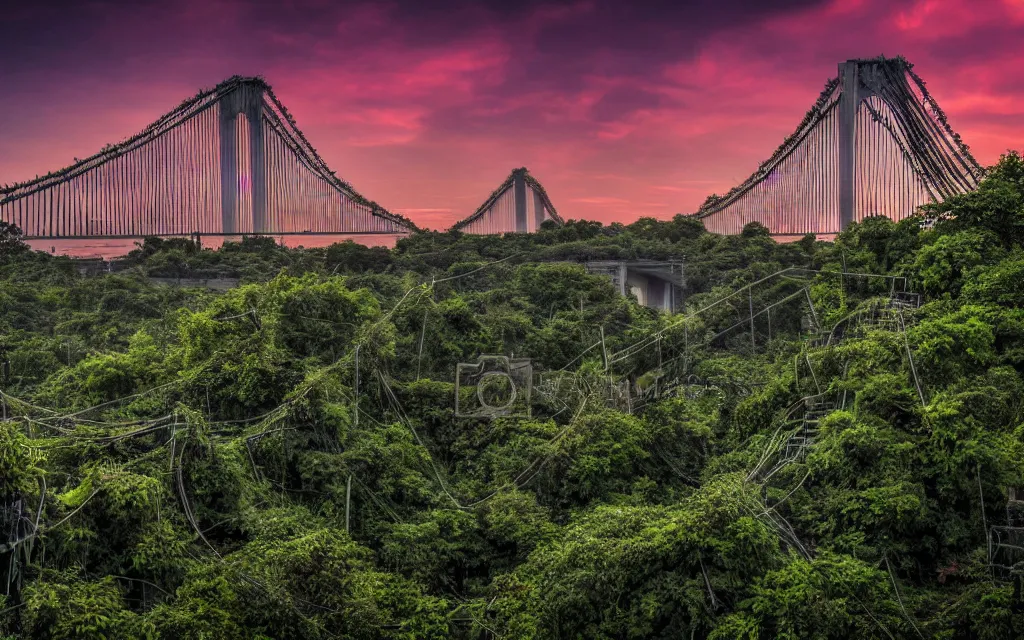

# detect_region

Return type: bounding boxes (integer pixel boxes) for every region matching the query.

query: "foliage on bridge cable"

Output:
[449,169,521,232]
[872,62,982,198]
[857,56,983,197]
[904,66,986,177]
[0,76,251,200]
[2,152,1024,637]
[260,85,418,233]
[861,100,943,201]
[522,173,565,226]
[695,76,841,217]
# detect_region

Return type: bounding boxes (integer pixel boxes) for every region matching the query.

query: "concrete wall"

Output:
[584,260,682,312]
[646,278,671,311]
[624,271,674,311]
[625,271,650,307]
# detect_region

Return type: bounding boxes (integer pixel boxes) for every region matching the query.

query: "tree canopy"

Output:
[2,152,1024,638]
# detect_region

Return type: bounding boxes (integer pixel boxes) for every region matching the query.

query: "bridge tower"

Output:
[512,168,528,232]
[695,56,983,237]
[838,59,882,231]
[218,81,267,235]
[449,167,564,234]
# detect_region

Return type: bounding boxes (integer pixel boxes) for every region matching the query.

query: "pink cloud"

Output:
[569,196,631,205]
[1,0,1021,233]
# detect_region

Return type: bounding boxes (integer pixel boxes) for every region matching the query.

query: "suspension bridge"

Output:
[0,76,416,240]
[448,167,564,234]
[0,57,986,242]
[695,56,985,237]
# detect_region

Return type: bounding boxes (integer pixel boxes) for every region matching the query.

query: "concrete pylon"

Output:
[513,169,528,233]
[838,61,859,232]
[838,59,881,231]
[219,82,267,235]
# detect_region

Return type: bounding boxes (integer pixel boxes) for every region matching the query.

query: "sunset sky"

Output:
[1,0,1021,230]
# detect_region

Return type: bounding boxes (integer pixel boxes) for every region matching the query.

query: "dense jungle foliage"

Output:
[1,151,1024,639]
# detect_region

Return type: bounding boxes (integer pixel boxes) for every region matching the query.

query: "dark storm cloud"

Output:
[0,0,251,82]
[244,0,836,91]
[0,0,836,101]
[235,0,833,46]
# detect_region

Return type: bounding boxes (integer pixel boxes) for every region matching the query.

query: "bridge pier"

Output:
[219,83,267,235]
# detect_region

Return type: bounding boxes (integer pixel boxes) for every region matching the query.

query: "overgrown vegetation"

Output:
[1,152,1023,638]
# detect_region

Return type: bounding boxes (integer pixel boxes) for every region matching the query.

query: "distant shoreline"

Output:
[26,234,400,259]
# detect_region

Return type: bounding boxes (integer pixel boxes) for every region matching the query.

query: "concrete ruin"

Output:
[584,260,684,312]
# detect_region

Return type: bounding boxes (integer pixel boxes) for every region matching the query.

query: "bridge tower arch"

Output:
[513,168,528,233]
[218,82,267,235]
[838,60,881,231]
